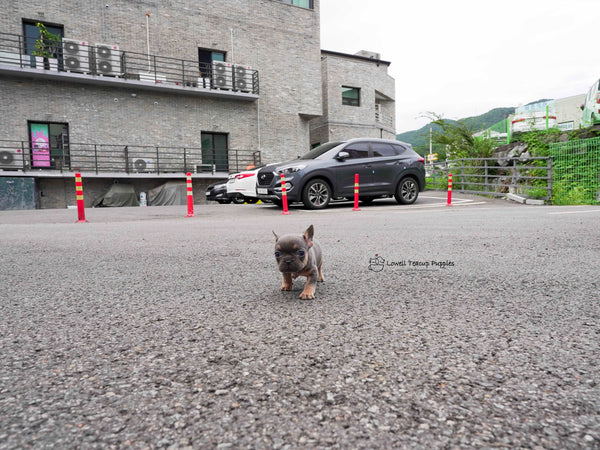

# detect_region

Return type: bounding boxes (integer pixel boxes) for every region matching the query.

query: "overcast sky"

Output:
[320,0,600,133]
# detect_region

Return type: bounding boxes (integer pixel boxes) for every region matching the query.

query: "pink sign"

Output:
[31,124,51,168]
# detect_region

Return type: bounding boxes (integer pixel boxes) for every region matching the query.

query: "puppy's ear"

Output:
[272,230,279,241]
[303,225,314,248]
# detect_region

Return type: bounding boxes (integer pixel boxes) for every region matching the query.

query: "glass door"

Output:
[201,132,228,172]
[29,122,70,169]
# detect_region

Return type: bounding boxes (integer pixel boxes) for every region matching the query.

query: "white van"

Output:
[580,78,600,128]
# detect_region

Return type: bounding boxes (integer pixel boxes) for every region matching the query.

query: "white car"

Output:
[226,168,261,204]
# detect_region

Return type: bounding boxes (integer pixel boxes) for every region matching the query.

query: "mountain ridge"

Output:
[396,107,516,151]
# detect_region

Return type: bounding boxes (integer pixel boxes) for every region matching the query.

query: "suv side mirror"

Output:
[336,151,349,160]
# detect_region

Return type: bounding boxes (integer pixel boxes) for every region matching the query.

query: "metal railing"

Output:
[0,32,259,95]
[0,140,261,175]
[375,110,394,128]
[427,157,552,201]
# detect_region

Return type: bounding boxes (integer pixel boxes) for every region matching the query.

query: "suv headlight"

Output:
[277,164,306,175]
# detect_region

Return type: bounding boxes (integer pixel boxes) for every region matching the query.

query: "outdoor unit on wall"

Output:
[131,158,154,172]
[0,149,26,169]
[94,43,122,76]
[212,61,233,90]
[234,64,253,92]
[62,39,90,74]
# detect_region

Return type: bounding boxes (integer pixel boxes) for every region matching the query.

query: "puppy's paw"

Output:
[281,283,293,291]
[299,286,315,300]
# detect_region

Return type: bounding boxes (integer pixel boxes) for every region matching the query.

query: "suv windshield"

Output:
[299,141,343,160]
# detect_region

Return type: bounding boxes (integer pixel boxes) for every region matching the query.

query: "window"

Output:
[198,48,226,77]
[392,144,410,155]
[278,0,314,9]
[371,143,397,157]
[29,122,69,169]
[343,143,369,159]
[23,20,63,57]
[201,132,228,172]
[342,86,360,107]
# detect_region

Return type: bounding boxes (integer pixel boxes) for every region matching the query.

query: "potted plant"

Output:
[32,23,61,70]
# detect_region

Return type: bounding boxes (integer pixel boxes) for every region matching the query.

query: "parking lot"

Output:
[1,195,599,448]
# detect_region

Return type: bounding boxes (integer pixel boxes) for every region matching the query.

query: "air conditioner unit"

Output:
[62,39,90,74]
[0,149,26,169]
[234,64,253,92]
[131,158,154,172]
[94,43,122,76]
[212,61,232,90]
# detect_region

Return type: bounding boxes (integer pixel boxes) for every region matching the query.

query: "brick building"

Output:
[0,0,395,209]
[310,50,396,146]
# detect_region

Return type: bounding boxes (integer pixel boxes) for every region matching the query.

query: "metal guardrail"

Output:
[427,157,552,201]
[0,140,261,175]
[0,31,259,94]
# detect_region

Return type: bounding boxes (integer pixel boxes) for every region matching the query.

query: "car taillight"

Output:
[418,157,425,163]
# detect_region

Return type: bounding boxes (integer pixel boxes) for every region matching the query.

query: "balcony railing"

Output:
[0,140,261,175]
[0,32,259,96]
[375,110,394,129]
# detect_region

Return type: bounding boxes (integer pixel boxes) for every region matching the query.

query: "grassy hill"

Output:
[397,107,516,152]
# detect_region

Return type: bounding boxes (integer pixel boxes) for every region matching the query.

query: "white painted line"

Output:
[548,209,600,215]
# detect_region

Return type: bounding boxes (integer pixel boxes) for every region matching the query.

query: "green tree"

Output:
[428,113,496,159]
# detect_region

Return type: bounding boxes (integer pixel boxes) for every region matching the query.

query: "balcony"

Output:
[375,110,394,129]
[0,140,261,178]
[0,32,259,100]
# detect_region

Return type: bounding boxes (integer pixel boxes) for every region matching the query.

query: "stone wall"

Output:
[310,50,396,145]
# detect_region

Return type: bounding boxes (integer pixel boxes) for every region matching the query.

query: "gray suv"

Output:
[256,138,425,209]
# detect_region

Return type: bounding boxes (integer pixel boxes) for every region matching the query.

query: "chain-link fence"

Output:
[550,137,600,205]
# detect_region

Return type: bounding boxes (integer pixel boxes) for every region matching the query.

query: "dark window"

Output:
[198,48,226,77]
[342,86,360,106]
[343,142,369,159]
[23,20,63,57]
[371,143,397,157]
[29,122,69,169]
[392,144,410,155]
[201,132,228,172]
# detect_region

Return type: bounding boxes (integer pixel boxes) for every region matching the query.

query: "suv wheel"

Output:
[395,177,419,205]
[303,179,331,209]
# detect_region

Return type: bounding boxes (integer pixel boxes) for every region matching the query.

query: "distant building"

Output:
[510,95,586,133]
[310,50,396,147]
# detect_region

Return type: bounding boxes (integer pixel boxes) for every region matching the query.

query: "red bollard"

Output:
[74,173,88,223]
[446,173,453,206]
[281,173,290,215]
[186,172,195,217]
[352,173,360,211]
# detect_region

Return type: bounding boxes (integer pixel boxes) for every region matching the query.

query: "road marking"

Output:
[548,209,600,215]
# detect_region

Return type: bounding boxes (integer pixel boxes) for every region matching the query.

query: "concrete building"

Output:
[310,50,396,147]
[0,0,395,209]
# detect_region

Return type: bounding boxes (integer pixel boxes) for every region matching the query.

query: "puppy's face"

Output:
[273,226,314,273]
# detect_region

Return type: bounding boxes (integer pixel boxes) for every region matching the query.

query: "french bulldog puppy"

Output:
[272,224,324,300]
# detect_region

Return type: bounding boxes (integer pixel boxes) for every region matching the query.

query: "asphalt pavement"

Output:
[1,194,599,448]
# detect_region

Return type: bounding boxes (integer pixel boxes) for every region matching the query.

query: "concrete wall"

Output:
[555,94,586,130]
[36,176,222,209]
